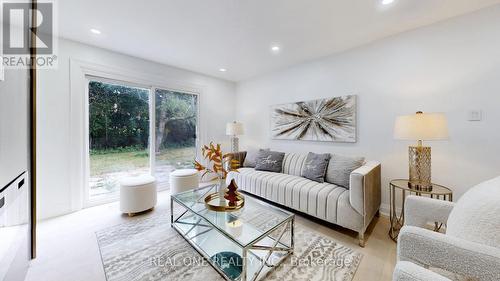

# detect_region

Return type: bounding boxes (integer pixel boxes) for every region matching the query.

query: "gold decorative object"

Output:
[204,192,245,212]
[394,111,448,191]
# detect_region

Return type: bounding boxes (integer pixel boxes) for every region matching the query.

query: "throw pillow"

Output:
[326,154,365,189]
[243,148,270,168]
[254,150,285,173]
[227,151,246,169]
[301,152,331,183]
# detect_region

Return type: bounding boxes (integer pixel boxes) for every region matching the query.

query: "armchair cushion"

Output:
[404,196,455,228]
[398,226,500,281]
[393,261,452,281]
[446,176,500,248]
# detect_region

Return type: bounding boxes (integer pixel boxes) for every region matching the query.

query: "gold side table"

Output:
[389,179,453,242]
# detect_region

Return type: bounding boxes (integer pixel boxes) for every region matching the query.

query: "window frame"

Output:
[70,60,202,209]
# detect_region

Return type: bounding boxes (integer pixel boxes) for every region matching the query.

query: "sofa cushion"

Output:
[282,153,308,176]
[446,176,500,248]
[301,152,331,183]
[255,150,285,173]
[326,154,365,189]
[227,168,347,224]
[243,148,269,168]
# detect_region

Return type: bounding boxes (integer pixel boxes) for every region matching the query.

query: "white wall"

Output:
[37,38,236,220]
[235,5,500,213]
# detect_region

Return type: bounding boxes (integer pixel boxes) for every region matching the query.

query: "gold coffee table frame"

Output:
[389,179,453,242]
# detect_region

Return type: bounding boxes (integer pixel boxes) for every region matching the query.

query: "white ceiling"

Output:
[58,0,500,82]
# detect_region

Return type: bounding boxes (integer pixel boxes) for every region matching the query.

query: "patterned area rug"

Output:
[96,213,362,281]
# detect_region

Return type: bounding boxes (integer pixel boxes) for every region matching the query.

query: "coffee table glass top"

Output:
[172,184,293,247]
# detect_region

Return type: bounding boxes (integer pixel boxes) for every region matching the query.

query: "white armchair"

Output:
[393,176,500,281]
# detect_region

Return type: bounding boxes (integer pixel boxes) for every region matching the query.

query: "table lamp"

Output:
[226,121,244,152]
[394,111,448,190]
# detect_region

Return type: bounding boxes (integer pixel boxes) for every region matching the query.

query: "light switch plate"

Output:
[468,110,482,121]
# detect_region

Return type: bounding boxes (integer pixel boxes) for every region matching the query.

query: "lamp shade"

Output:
[226,121,244,136]
[394,112,449,141]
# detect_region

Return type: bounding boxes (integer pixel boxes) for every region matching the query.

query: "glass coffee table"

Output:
[171,184,295,281]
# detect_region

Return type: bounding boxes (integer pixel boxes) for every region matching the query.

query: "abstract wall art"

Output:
[271,95,357,142]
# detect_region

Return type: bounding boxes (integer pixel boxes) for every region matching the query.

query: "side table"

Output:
[389,179,453,242]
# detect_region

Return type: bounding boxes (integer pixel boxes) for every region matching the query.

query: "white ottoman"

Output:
[170,169,199,194]
[120,175,157,216]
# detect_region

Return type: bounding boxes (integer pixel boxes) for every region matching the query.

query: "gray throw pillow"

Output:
[325,154,365,189]
[301,152,331,183]
[243,148,270,168]
[254,150,285,173]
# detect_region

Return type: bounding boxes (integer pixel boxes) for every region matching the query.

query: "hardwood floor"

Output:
[25,190,396,281]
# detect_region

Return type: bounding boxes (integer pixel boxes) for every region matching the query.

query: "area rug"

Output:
[96,212,362,281]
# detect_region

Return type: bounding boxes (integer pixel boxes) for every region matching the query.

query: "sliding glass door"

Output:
[154,89,198,189]
[88,80,150,202]
[86,79,198,203]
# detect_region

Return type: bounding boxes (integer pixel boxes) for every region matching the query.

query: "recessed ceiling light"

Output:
[382,0,395,5]
[90,28,101,34]
[271,45,280,53]
[219,68,227,72]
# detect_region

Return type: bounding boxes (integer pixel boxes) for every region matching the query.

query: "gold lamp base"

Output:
[408,144,432,191]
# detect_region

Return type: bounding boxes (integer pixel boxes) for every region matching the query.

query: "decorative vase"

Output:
[219,177,227,203]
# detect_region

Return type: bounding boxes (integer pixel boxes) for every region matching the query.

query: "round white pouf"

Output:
[120,175,157,216]
[170,169,199,194]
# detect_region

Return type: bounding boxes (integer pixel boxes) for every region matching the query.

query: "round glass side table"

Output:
[389,179,453,242]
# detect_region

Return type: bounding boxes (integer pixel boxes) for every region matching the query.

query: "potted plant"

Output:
[194,142,240,198]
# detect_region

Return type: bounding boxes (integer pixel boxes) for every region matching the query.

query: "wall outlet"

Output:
[468,110,482,121]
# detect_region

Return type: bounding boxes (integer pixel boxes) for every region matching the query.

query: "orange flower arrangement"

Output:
[194,142,240,181]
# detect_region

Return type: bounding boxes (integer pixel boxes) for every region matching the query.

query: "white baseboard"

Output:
[379,203,402,217]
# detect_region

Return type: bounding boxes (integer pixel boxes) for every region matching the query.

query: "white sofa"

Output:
[394,176,500,281]
[227,152,381,246]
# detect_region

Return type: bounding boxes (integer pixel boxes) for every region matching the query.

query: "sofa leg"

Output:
[358,232,365,248]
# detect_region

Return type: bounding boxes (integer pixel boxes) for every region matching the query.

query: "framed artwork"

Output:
[271,95,357,142]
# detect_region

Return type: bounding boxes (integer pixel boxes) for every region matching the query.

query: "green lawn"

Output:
[90,146,196,176]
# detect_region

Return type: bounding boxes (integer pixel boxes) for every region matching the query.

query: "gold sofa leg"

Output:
[359,232,365,247]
